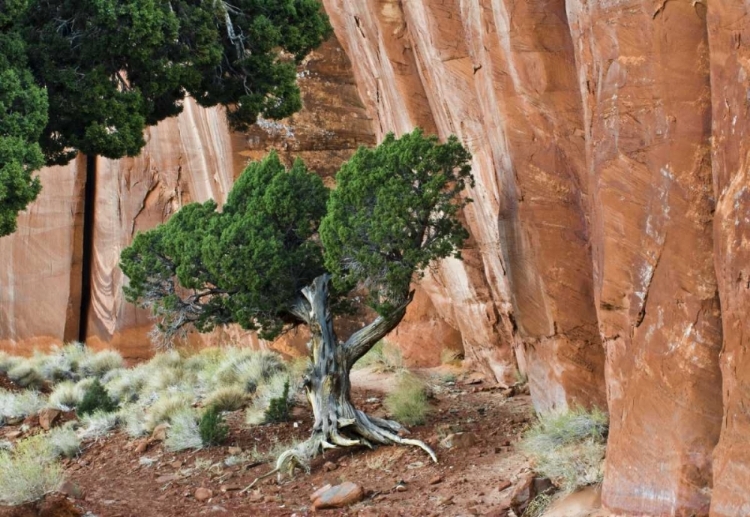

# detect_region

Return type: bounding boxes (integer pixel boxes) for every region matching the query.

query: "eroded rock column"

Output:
[707,2,750,515]
[566,0,722,513]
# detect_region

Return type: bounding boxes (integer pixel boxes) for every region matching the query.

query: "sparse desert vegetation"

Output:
[521,406,608,493]
[384,371,431,426]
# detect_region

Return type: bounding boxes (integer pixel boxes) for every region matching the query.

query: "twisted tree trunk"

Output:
[268,274,436,481]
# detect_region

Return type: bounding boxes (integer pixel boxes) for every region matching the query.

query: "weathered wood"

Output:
[266,274,435,481]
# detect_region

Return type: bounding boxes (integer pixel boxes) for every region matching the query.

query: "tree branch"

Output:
[343,290,414,369]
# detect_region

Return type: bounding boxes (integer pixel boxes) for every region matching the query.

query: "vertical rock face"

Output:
[0,157,86,352]
[566,0,722,514]
[707,3,750,515]
[322,0,606,406]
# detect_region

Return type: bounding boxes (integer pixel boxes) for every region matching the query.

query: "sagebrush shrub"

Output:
[199,406,228,446]
[0,435,64,505]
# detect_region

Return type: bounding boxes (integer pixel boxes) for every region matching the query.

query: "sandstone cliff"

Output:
[3,0,750,514]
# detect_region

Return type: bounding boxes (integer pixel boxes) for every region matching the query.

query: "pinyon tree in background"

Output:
[121,129,474,476]
[0,0,331,236]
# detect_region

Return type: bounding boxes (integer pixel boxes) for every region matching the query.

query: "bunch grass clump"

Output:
[48,381,80,410]
[47,426,81,458]
[78,410,119,440]
[0,389,46,423]
[384,371,430,426]
[7,362,44,389]
[0,435,64,505]
[165,409,203,452]
[203,386,248,412]
[520,407,608,493]
[245,373,293,425]
[354,341,404,372]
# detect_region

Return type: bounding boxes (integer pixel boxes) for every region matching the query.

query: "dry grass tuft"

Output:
[384,371,430,426]
[354,341,404,372]
[520,407,608,493]
[203,386,249,412]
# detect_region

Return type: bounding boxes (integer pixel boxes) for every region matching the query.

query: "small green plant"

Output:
[520,407,608,493]
[199,406,229,446]
[264,380,291,423]
[77,378,118,416]
[0,435,64,505]
[384,372,430,426]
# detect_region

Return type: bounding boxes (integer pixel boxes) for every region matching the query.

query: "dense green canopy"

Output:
[0,0,331,236]
[121,129,474,344]
[121,152,329,340]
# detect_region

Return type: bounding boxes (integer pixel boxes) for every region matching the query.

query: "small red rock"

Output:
[310,482,364,510]
[498,479,512,491]
[151,423,169,442]
[39,408,62,430]
[429,475,443,485]
[194,487,213,502]
[323,461,337,472]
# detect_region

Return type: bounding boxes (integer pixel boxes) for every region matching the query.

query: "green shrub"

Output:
[0,435,64,505]
[384,372,430,426]
[264,380,291,423]
[199,406,228,446]
[77,378,118,416]
[520,407,608,493]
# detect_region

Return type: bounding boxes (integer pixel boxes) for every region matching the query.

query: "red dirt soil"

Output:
[3,370,537,516]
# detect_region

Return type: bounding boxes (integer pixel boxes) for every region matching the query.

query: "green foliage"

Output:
[264,379,291,423]
[384,372,430,426]
[77,378,118,416]
[22,0,331,164]
[321,129,474,314]
[121,152,329,341]
[122,131,473,347]
[0,1,46,237]
[521,407,608,492]
[0,0,330,235]
[199,406,229,446]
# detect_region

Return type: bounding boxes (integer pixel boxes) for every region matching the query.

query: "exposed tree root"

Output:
[241,411,437,492]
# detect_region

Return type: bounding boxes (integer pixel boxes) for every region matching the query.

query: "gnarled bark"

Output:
[252,274,435,484]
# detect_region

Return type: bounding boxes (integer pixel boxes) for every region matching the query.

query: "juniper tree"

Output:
[0,0,330,235]
[120,129,473,475]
